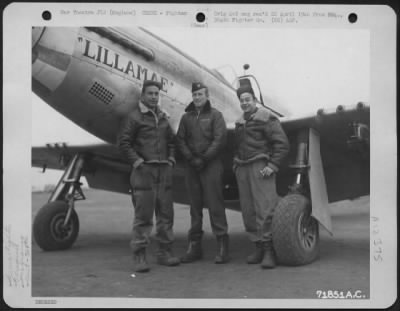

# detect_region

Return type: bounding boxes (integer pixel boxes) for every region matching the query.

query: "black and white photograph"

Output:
[3,3,397,309]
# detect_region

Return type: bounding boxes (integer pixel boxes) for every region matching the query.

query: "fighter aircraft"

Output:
[32,27,370,266]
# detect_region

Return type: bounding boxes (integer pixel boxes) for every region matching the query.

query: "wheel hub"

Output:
[50,213,74,241]
[298,213,317,250]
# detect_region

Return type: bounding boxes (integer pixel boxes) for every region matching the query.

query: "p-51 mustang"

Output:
[32,27,369,266]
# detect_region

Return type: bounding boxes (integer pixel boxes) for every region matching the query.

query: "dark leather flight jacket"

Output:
[176,100,227,162]
[118,102,175,167]
[234,107,289,172]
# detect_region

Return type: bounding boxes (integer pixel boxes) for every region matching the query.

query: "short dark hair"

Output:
[236,85,255,99]
[239,92,257,101]
[141,80,161,94]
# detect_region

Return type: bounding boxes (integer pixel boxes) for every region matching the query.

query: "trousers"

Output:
[235,160,279,243]
[129,163,174,252]
[185,158,228,241]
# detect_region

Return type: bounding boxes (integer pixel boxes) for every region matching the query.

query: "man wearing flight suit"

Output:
[118,80,180,273]
[176,82,230,264]
[234,84,289,269]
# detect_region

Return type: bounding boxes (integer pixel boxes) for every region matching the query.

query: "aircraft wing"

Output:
[32,142,123,170]
[32,142,132,193]
[277,102,370,203]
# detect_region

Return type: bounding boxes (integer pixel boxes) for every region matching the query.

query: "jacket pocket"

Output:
[199,119,213,139]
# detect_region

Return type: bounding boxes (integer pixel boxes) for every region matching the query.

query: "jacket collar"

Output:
[139,101,155,114]
[185,100,211,113]
[139,101,169,118]
[236,106,272,124]
[236,107,258,124]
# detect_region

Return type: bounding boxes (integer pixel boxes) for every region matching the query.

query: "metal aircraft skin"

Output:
[31,27,370,265]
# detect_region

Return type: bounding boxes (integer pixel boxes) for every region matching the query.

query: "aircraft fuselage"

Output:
[32,27,244,144]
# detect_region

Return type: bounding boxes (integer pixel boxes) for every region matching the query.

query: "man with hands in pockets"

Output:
[118,80,180,273]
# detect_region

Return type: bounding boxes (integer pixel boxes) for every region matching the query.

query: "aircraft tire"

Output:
[271,194,319,266]
[33,201,79,251]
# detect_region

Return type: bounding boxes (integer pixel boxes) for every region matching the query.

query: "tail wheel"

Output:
[271,194,319,266]
[33,201,79,251]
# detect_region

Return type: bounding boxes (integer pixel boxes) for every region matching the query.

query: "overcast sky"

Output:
[32,27,369,187]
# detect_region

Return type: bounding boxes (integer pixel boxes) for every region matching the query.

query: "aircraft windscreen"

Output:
[212,65,239,89]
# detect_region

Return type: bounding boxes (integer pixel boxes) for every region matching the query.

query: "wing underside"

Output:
[32,143,132,194]
[32,142,190,203]
[277,103,370,202]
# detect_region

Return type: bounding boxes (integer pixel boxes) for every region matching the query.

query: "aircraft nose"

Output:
[32,27,76,99]
[32,27,45,49]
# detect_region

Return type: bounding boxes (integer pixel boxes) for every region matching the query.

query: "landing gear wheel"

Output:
[271,194,319,266]
[33,201,79,251]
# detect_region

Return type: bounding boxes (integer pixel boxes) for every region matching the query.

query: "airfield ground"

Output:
[31,189,369,301]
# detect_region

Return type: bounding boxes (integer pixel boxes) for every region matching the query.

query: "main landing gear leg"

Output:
[271,129,320,266]
[33,154,86,251]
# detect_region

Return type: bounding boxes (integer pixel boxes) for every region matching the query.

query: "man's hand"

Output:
[232,163,238,172]
[167,157,176,167]
[190,157,205,171]
[133,158,145,169]
[260,166,274,177]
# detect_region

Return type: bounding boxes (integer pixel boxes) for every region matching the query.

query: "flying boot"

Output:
[133,248,150,273]
[215,234,230,264]
[246,241,264,264]
[157,243,180,266]
[180,240,203,263]
[261,241,276,269]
